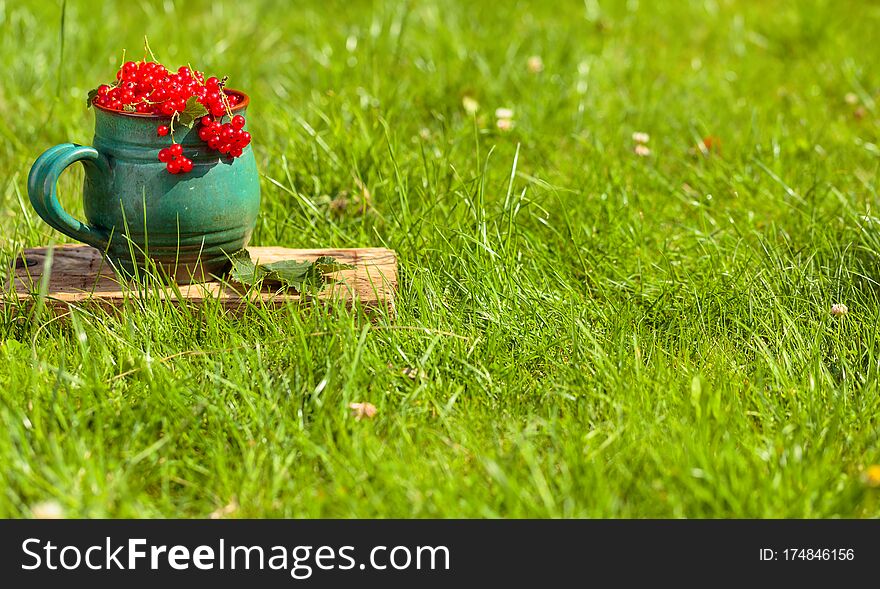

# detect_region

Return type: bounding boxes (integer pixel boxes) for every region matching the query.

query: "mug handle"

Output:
[27,143,110,250]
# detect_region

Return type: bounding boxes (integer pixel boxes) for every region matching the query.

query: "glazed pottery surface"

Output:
[27,90,260,283]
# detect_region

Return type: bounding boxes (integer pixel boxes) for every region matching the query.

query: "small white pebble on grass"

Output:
[632,131,650,144]
[527,55,544,74]
[349,402,377,420]
[31,500,64,519]
[462,96,479,115]
[831,303,848,317]
[634,144,651,157]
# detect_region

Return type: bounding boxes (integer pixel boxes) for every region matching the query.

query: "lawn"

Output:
[1,0,879,518]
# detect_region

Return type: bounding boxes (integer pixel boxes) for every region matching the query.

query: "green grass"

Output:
[1,0,880,518]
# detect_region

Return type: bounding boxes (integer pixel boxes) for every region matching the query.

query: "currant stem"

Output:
[144,35,158,62]
[220,90,234,118]
[188,62,204,86]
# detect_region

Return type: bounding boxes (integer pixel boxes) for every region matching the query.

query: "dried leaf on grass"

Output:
[348,402,377,421]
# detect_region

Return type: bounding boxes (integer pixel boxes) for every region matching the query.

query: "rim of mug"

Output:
[92,89,249,118]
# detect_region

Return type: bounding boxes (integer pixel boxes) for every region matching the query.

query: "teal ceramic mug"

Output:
[27,90,260,283]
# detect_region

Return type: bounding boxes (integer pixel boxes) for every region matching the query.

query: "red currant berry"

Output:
[158,148,171,163]
[180,158,194,173]
[231,115,245,130]
[169,143,183,157]
[166,161,181,174]
[121,61,138,79]
[157,125,170,137]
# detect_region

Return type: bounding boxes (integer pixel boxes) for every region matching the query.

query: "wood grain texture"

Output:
[5,245,397,316]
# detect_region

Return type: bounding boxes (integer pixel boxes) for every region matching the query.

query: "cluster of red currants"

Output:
[91,61,241,116]
[157,144,193,175]
[90,59,251,175]
[199,115,250,158]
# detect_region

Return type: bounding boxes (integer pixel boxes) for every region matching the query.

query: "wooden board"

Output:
[5,245,397,316]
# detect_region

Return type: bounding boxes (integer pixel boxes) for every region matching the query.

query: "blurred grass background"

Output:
[1,0,880,517]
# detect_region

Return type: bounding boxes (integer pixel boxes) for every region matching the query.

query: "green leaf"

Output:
[175,96,209,128]
[313,256,355,274]
[263,259,322,293]
[86,87,99,108]
[263,259,315,283]
[228,250,267,286]
[227,251,351,293]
